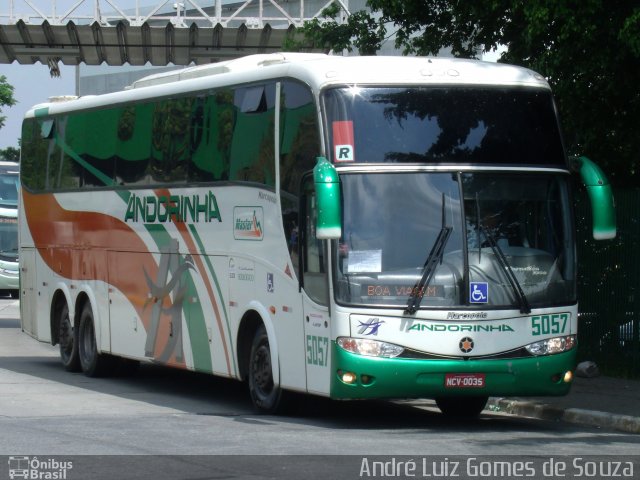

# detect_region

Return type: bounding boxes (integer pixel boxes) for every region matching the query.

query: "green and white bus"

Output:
[19,53,615,416]
[0,161,19,297]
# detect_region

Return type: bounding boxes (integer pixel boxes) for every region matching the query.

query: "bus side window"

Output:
[230,83,276,186]
[301,176,328,305]
[279,80,320,280]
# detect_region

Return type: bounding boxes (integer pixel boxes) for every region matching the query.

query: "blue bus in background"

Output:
[0,162,19,297]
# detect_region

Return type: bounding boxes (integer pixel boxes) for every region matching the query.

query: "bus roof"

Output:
[24,53,550,118]
[0,161,19,174]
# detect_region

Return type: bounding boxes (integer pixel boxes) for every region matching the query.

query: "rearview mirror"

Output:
[573,156,616,240]
[313,156,342,239]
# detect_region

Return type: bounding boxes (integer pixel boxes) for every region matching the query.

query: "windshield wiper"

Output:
[405,194,452,315]
[479,225,531,314]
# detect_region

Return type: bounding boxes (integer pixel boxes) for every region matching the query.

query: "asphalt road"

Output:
[1,298,638,479]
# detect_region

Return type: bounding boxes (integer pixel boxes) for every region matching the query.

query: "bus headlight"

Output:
[525,335,576,356]
[337,337,404,358]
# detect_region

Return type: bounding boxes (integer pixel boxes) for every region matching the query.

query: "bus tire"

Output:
[435,396,488,417]
[78,303,112,377]
[248,325,287,414]
[58,303,80,372]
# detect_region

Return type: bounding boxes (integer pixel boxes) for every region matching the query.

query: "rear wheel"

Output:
[78,303,112,377]
[435,396,488,417]
[58,303,80,372]
[248,325,287,414]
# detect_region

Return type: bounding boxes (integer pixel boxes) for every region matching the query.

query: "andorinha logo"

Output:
[234,207,264,240]
[407,323,515,333]
[8,456,73,479]
[124,191,221,223]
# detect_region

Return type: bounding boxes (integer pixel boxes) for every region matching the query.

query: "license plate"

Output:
[444,373,486,389]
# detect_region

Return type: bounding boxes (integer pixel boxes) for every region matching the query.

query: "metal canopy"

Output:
[0,1,352,67]
[0,20,300,66]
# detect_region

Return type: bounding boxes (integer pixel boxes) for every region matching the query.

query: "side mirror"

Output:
[313,156,342,239]
[572,156,616,240]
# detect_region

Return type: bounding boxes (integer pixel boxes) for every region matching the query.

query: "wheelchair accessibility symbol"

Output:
[470,282,488,304]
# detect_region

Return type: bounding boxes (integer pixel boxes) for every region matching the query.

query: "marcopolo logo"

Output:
[8,456,73,479]
[234,207,264,240]
[357,318,385,336]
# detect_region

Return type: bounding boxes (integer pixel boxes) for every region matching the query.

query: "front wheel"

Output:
[435,396,488,417]
[248,325,287,414]
[78,303,112,377]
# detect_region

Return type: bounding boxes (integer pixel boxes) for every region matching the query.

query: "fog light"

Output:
[361,374,375,385]
[563,370,573,383]
[340,371,357,384]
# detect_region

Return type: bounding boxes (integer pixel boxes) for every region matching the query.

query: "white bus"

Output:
[19,53,615,416]
[0,161,19,297]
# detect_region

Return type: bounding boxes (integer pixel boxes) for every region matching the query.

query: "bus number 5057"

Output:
[306,335,329,366]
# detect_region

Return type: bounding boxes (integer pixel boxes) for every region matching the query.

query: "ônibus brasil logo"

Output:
[8,456,73,479]
[234,207,264,240]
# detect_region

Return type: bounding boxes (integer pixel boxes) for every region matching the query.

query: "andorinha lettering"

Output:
[124,191,221,223]
[408,323,515,333]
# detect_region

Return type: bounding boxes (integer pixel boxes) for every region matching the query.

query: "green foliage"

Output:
[0,75,16,130]
[0,146,19,162]
[284,4,386,55]
[292,1,640,186]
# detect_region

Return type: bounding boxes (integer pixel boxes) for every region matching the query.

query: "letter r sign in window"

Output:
[333,121,355,162]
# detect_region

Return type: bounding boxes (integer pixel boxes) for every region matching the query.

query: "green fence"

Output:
[575,186,640,377]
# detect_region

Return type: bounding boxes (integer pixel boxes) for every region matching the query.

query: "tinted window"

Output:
[21,82,279,193]
[323,87,566,166]
[279,81,320,277]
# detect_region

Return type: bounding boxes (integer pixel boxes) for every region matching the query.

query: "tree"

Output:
[0,75,16,130]
[0,146,19,162]
[291,1,640,186]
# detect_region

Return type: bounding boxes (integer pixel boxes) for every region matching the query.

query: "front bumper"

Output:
[0,269,19,290]
[330,342,575,399]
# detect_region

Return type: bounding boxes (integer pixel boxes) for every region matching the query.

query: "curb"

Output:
[488,398,640,434]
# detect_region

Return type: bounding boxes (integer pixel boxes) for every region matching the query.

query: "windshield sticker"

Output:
[347,249,382,273]
[470,282,489,304]
[333,120,355,162]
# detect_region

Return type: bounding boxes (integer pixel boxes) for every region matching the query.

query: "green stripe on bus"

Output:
[184,266,213,373]
[188,223,237,375]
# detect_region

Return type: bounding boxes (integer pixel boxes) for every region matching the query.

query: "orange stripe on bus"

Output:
[22,189,183,365]
[155,188,232,375]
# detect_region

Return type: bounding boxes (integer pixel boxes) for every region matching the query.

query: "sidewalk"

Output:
[488,375,640,434]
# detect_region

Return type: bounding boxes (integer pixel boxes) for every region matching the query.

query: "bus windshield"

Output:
[334,172,575,310]
[0,171,18,261]
[0,216,18,260]
[0,171,18,207]
[324,86,566,166]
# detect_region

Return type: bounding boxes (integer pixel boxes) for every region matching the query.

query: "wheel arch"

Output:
[49,286,72,346]
[236,303,280,386]
[74,288,104,350]
[74,291,91,326]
